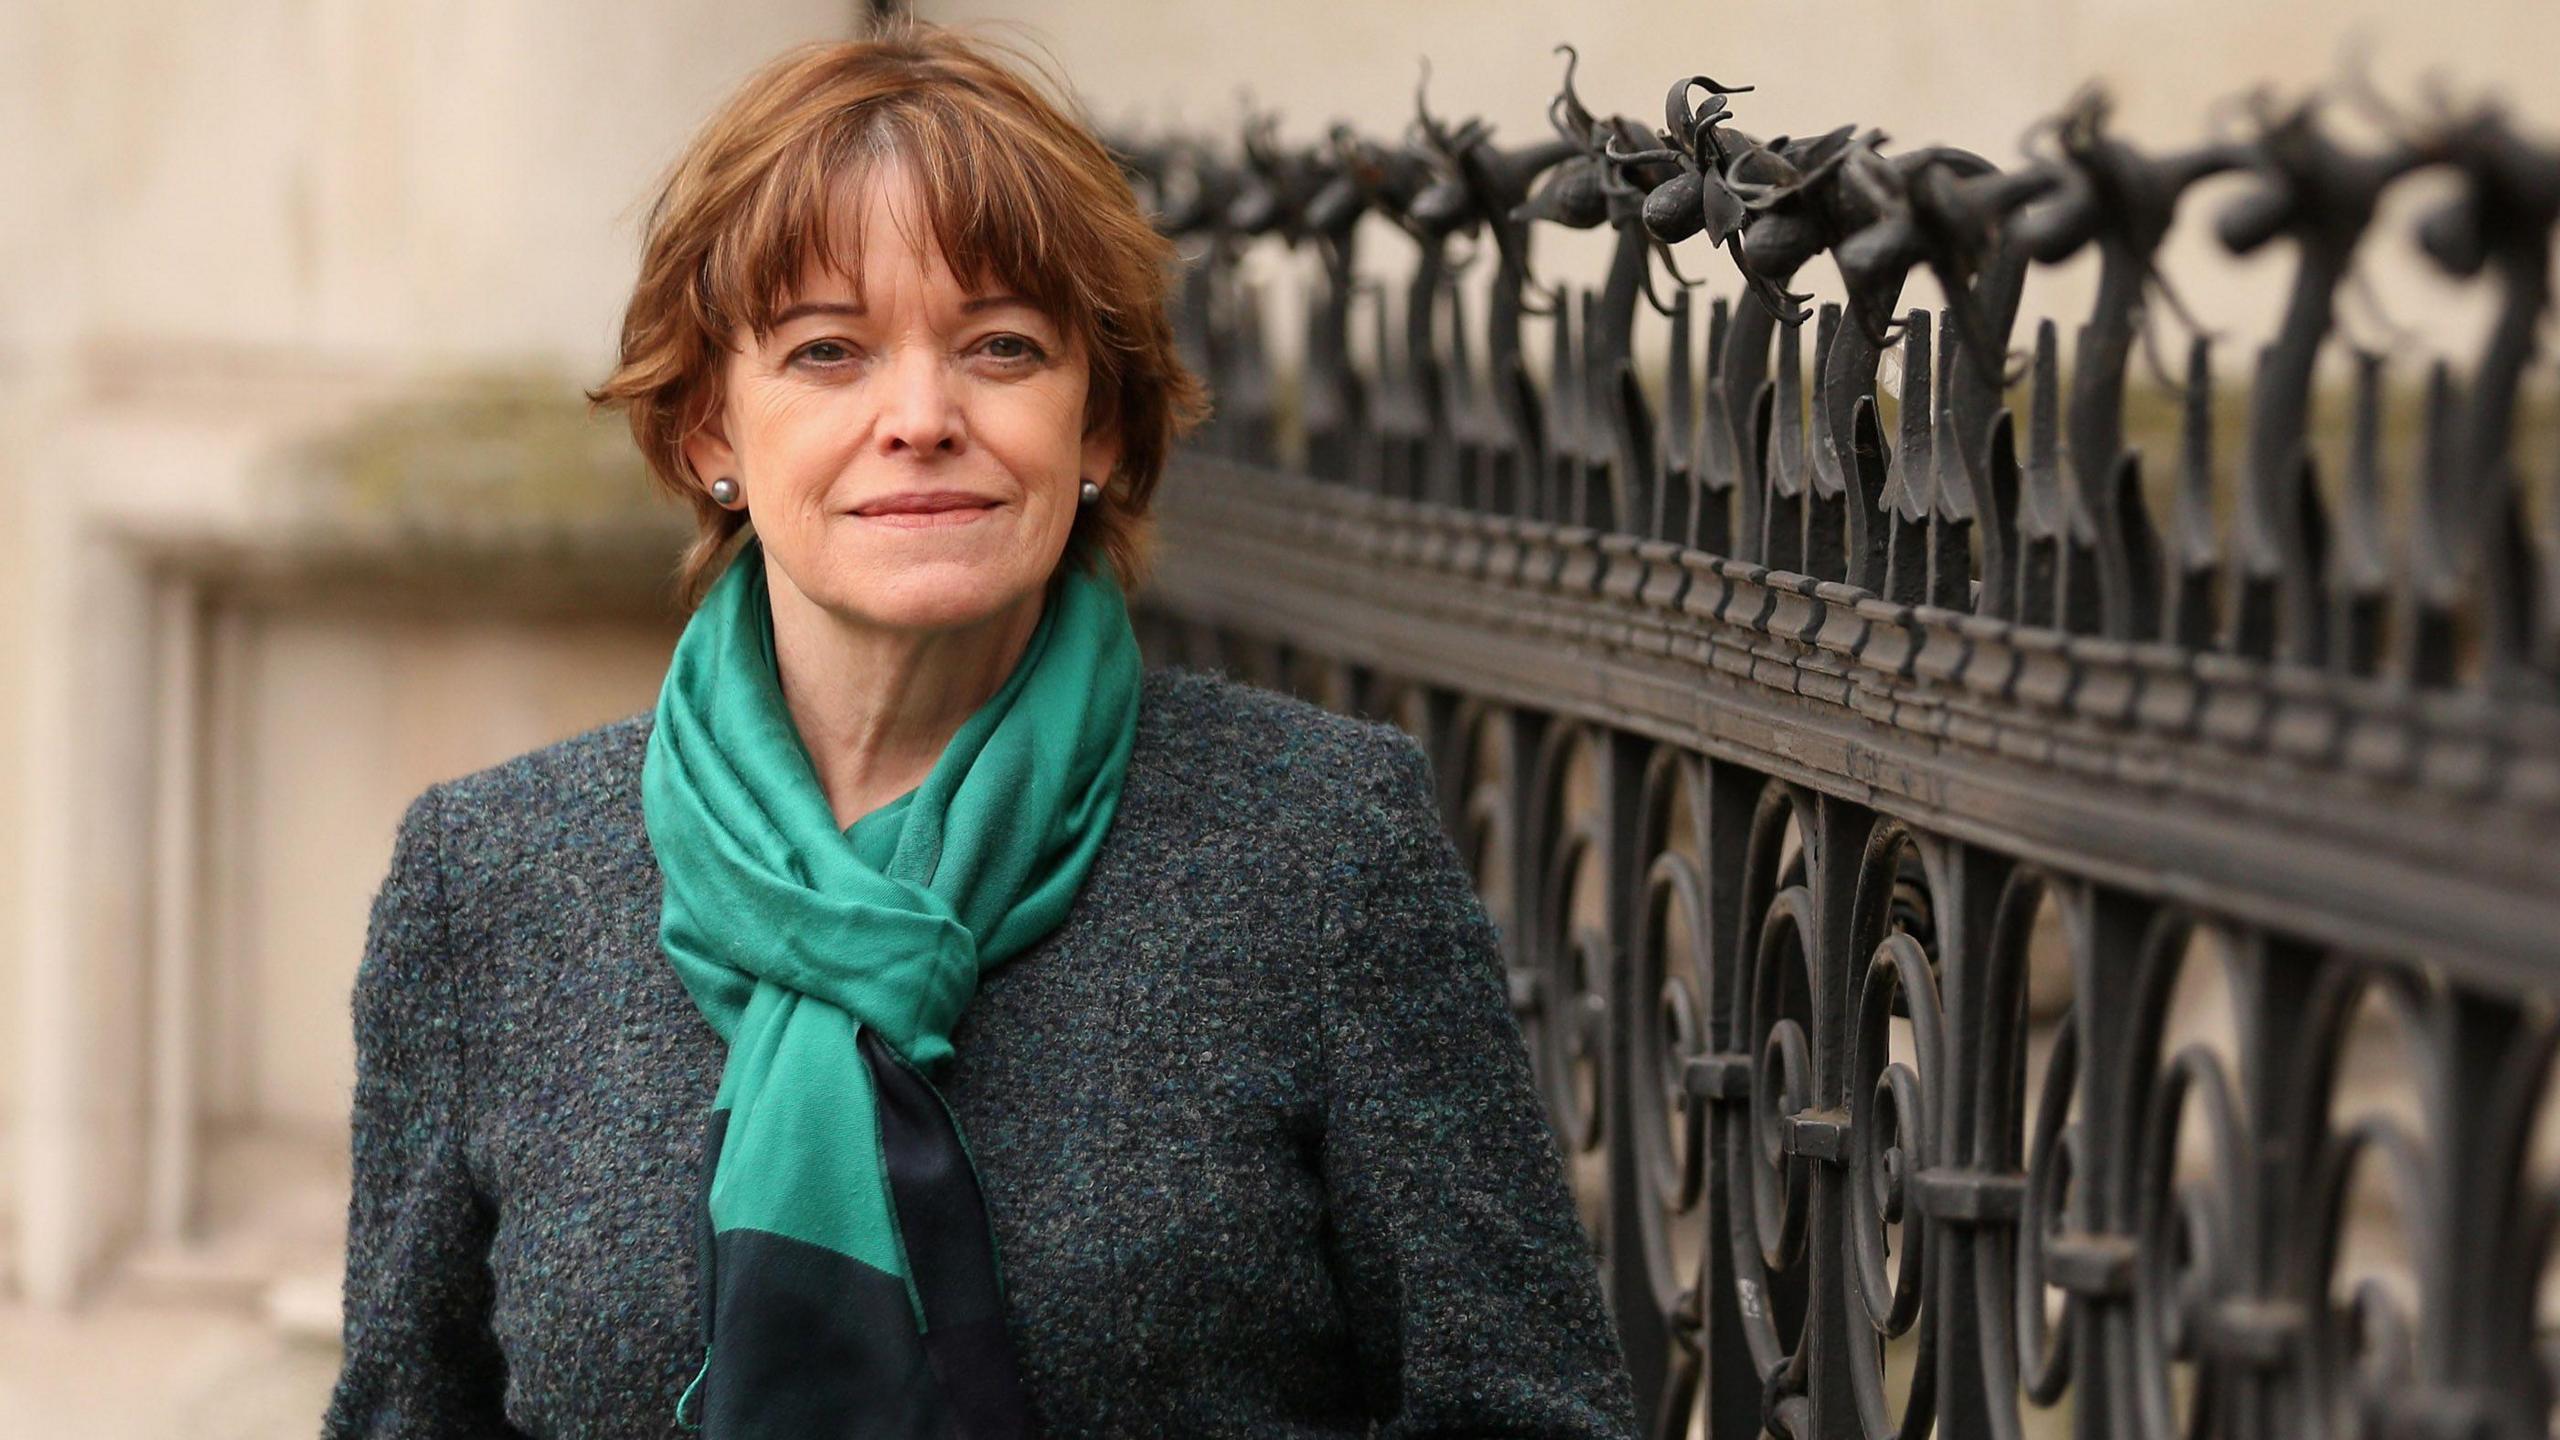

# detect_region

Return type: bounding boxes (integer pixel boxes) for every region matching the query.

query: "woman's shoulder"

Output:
[1134,663,1390,764]
[1120,667,1483,978]
[390,708,660,928]
[1125,664,1440,850]
[419,708,654,838]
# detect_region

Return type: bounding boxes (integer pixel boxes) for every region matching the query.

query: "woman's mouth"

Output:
[849,491,1001,529]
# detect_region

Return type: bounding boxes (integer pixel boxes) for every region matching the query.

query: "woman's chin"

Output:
[819,559,1053,635]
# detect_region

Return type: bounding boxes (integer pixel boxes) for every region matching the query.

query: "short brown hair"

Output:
[589,18,1207,610]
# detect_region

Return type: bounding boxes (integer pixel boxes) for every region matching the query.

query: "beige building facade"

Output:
[1,0,855,1315]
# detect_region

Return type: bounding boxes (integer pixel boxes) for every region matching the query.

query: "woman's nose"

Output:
[874,346,964,456]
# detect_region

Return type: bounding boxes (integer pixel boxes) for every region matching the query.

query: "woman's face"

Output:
[684,162,1116,635]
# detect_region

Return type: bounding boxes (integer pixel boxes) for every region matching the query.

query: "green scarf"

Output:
[642,532,1140,1437]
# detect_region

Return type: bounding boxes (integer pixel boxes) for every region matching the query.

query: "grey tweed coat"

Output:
[320,663,1640,1438]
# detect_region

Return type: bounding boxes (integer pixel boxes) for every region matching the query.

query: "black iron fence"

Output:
[1117,52,2560,1440]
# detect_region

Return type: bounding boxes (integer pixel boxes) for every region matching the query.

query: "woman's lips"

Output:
[850,492,1001,529]
[855,506,995,529]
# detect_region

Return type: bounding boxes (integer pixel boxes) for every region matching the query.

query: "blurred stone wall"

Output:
[0,0,851,1305]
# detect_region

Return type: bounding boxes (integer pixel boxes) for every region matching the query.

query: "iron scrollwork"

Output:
[1121,48,2560,1440]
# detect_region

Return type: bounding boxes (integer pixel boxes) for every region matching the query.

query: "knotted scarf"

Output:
[641,531,1140,1437]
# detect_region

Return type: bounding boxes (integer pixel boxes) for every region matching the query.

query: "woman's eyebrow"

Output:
[772,300,862,324]
[771,295,1032,323]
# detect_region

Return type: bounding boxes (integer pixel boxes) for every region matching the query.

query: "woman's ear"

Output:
[679,395,739,499]
[1079,419,1123,495]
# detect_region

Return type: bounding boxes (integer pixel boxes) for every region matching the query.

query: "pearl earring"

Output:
[709,477,740,507]
[1078,479,1102,506]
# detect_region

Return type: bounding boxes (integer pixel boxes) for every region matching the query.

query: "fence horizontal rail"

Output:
[1148,456,2560,995]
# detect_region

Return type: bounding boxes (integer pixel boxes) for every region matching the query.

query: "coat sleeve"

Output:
[1315,727,1641,1438]
[321,783,525,1439]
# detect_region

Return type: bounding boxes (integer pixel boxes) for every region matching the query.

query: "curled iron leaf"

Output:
[1643,238,1703,315]
[1665,74,1755,159]
[1699,178,1749,246]
[1547,44,1597,146]
[1727,125,1868,214]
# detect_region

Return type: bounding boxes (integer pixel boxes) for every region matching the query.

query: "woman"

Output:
[321,19,1636,1439]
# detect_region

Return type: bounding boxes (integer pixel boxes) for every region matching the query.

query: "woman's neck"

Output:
[763,554,1047,831]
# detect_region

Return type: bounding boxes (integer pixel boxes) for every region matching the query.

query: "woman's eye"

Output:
[981,334,1046,363]
[791,339,854,367]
